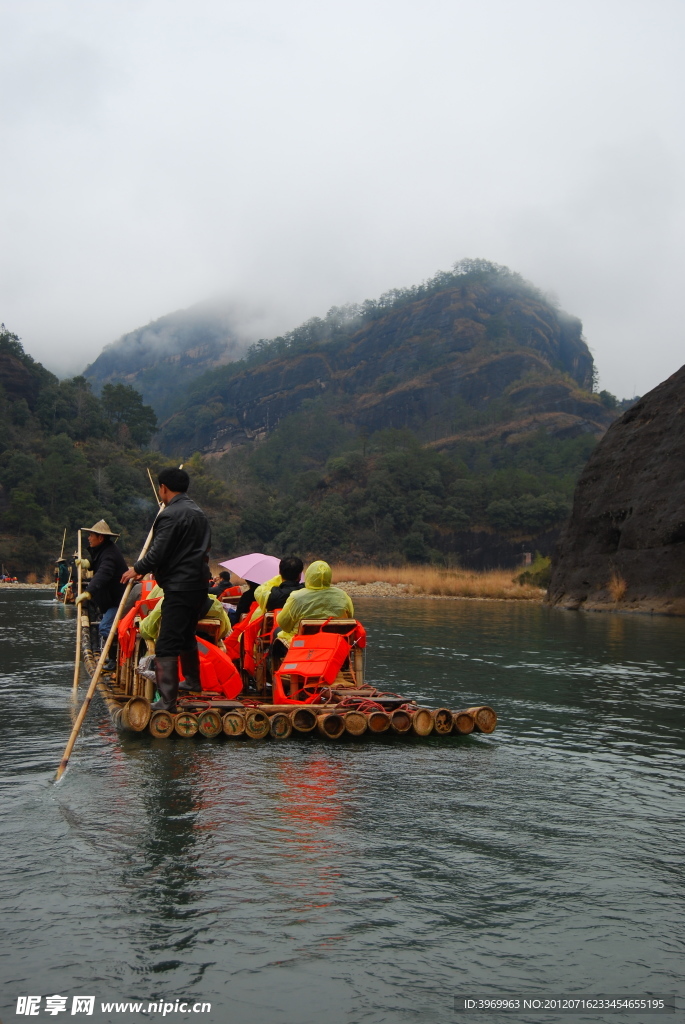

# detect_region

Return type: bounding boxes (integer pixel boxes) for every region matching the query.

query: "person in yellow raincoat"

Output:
[275,560,354,646]
[140,593,231,646]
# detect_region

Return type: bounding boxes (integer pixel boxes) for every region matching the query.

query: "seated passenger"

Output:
[275,560,354,648]
[139,593,230,648]
[208,571,232,597]
[234,579,258,620]
[254,556,305,613]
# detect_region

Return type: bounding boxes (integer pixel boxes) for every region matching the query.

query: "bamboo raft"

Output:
[80,609,497,742]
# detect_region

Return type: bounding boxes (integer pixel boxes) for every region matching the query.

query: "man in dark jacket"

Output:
[74,519,128,669]
[265,556,304,611]
[121,467,211,711]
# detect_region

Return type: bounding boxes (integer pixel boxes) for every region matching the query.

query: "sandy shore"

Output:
[0,583,54,590]
[0,580,545,602]
[337,580,544,601]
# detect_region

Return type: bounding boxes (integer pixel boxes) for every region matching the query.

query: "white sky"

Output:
[1,0,684,396]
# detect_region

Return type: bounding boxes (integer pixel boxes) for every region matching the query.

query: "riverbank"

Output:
[331,564,544,601]
[0,583,54,591]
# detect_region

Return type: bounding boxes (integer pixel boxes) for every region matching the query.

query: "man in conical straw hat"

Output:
[75,519,128,670]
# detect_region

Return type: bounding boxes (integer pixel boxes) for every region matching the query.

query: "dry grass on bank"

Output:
[331,563,545,601]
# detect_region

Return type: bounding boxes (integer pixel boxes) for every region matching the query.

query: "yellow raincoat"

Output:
[140,594,231,643]
[250,574,282,623]
[276,561,354,643]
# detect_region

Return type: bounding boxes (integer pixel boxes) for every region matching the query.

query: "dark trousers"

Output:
[156,589,209,658]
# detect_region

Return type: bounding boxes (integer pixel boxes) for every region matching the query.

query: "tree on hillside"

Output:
[101,383,158,446]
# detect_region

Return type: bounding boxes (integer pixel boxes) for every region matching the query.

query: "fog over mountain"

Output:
[83,300,277,419]
[2,0,684,398]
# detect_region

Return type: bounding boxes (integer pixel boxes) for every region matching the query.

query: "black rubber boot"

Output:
[103,637,118,673]
[179,646,202,695]
[152,655,179,712]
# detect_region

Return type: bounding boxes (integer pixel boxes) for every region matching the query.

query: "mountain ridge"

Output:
[157,260,602,459]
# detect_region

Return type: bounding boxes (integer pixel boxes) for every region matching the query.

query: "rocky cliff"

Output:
[158,262,610,456]
[548,364,685,614]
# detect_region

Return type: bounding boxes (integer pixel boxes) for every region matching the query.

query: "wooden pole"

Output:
[72,531,83,692]
[55,512,160,782]
[146,467,161,507]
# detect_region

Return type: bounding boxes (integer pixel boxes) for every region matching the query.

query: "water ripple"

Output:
[0,592,683,1023]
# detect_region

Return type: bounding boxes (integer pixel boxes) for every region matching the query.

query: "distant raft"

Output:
[79,604,497,741]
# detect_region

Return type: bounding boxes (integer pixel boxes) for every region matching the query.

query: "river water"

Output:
[0,591,683,1024]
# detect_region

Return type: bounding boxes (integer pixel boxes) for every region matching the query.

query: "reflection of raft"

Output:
[81,609,497,741]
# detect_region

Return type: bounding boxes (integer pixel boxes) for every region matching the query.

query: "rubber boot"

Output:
[103,637,118,673]
[179,646,202,695]
[152,655,179,712]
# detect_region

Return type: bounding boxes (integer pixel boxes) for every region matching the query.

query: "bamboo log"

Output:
[223,711,246,737]
[390,709,412,734]
[197,708,223,738]
[289,707,318,733]
[466,705,497,733]
[121,696,151,732]
[149,710,175,739]
[251,703,317,715]
[72,531,83,692]
[55,508,162,781]
[317,713,345,739]
[270,712,292,740]
[367,711,391,733]
[432,708,454,734]
[343,710,367,736]
[175,711,199,737]
[244,709,270,739]
[353,647,364,686]
[411,708,434,736]
[452,710,475,734]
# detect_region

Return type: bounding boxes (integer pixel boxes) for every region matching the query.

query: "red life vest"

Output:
[178,636,242,699]
[223,601,259,660]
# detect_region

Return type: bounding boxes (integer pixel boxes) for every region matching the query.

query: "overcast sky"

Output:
[2,0,684,397]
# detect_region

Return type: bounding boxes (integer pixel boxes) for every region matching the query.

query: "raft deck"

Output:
[79,609,497,741]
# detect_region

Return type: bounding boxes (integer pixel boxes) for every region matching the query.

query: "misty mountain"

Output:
[156,259,621,567]
[83,302,252,420]
[160,259,607,454]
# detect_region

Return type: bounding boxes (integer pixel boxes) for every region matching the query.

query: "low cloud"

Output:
[1,0,683,397]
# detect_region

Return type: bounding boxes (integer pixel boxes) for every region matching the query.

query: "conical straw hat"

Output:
[81,519,119,537]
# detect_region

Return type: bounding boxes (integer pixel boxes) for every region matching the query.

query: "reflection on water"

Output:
[1,592,684,1024]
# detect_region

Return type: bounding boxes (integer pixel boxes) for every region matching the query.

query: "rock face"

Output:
[159,274,610,456]
[548,364,685,614]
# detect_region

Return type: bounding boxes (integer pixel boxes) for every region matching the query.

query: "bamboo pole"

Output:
[55,511,160,782]
[72,531,83,691]
[147,467,162,507]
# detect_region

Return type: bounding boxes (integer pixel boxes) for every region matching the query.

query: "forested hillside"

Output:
[1,260,628,573]
[0,326,237,575]
[157,260,621,567]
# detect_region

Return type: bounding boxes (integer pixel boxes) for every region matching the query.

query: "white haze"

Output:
[1,0,684,397]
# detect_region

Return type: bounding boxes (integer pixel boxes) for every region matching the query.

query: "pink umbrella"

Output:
[219,552,281,586]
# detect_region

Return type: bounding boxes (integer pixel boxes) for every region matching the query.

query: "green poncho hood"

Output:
[304,560,332,590]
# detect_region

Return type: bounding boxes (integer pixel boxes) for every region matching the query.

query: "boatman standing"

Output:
[74,520,127,670]
[121,467,211,712]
